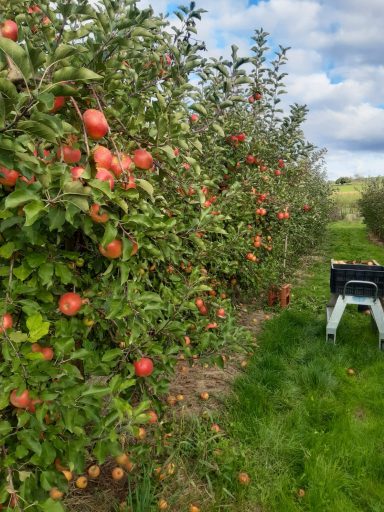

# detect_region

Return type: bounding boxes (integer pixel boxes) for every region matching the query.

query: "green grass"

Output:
[222,221,384,511]
[133,220,384,512]
[332,181,363,216]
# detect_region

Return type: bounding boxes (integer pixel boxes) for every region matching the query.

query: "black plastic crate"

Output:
[330,261,384,297]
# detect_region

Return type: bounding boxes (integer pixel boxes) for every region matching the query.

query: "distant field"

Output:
[331,180,364,218]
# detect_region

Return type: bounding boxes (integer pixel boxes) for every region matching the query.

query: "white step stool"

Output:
[326,280,384,350]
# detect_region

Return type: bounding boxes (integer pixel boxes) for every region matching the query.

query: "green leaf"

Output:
[18,431,42,455]
[0,241,15,259]
[53,67,103,83]
[63,195,89,212]
[40,499,65,512]
[48,208,66,231]
[26,313,50,342]
[8,331,28,343]
[54,262,73,285]
[131,27,155,38]
[15,444,29,459]
[5,189,40,209]
[24,200,45,226]
[19,470,32,482]
[102,349,122,363]
[136,179,154,200]
[0,36,32,80]
[190,103,208,116]
[70,348,91,360]
[81,386,111,397]
[13,263,33,281]
[63,181,91,195]
[26,253,46,268]
[0,78,18,102]
[159,145,176,160]
[89,179,114,198]
[101,223,118,247]
[0,420,12,436]
[234,75,252,85]
[51,44,84,64]
[122,239,134,262]
[212,123,225,137]
[18,120,59,144]
[38,263,54,287]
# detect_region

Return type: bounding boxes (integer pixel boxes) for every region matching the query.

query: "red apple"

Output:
[28,5,42,14]
[134,357,154,377]
[89,203,109,223]
[277,212,285,220]
[98,239,122,259]
[274,169,282,176]
[1,313,13,332]
[95,168,114,190]
[147,410,158,423]
[83,109,109,140]
[190,114,199,123]
[50,96,66,113]
[26,398,43,413]
[110,153,133,177]
[246,155,255,165]
[58,292,82,316]
[41,347,54,361]
[0,168,20,187]
[10,389,31,409]
[133,149,153,170]
[93,145,113,169]
[71,166,85,180]
[0,20,18,41]
[57,146,81,164]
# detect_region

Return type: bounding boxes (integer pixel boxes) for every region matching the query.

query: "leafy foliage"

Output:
[359,178,384,239]
[0,0,330,509]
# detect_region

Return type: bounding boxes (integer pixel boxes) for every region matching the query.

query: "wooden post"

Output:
[282,233,288,282]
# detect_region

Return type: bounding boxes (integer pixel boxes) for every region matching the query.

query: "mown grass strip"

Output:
[225,221,384,511]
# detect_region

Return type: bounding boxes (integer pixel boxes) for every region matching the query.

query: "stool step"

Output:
[326,294,384,349]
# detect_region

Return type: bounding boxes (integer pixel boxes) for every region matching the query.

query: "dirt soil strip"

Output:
[167,306,269,416]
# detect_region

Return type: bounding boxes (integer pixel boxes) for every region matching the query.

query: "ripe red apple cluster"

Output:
[227,133,246,146]
[9,389,42,413]
[246,252,258,262]
[248,92,262,103]
[195,297,208,315]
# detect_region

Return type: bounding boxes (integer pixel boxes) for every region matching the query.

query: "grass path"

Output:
[224,221,384,511]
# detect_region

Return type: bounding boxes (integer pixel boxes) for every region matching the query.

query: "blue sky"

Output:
[140,0,384,179]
